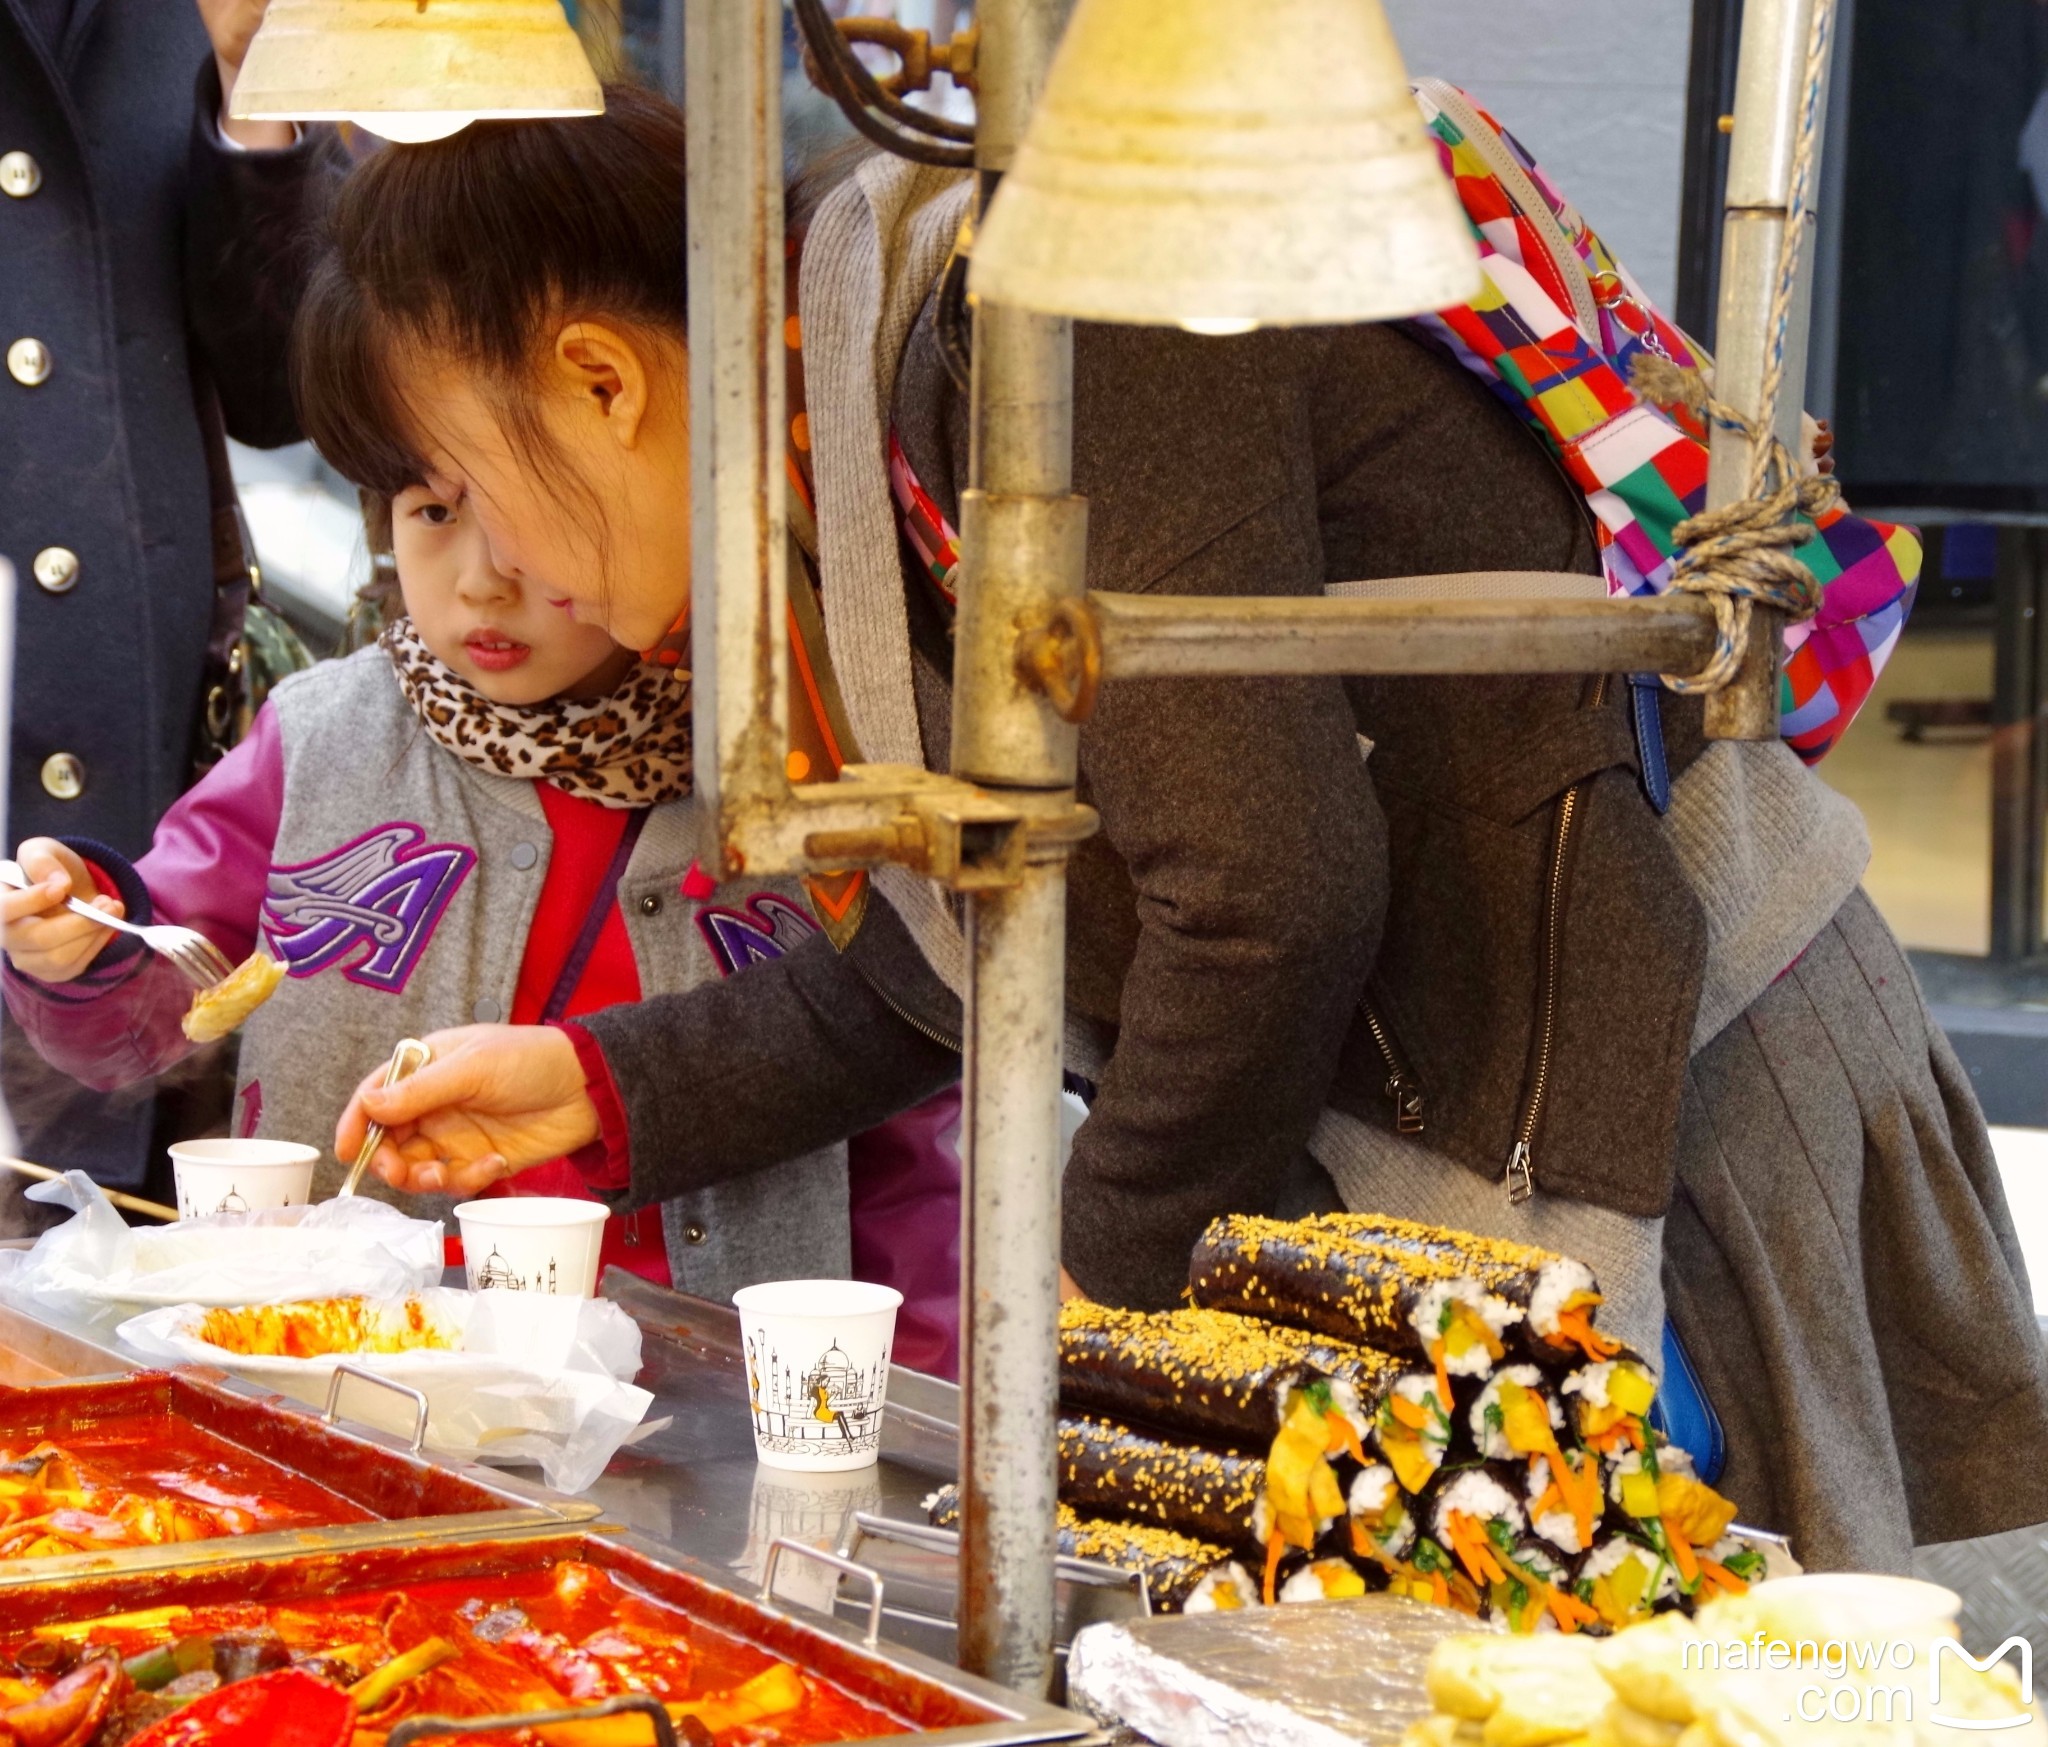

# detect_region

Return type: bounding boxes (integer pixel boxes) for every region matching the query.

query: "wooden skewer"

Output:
[0,1156,178,1222]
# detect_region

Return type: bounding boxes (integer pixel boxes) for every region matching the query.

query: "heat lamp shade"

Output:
[968,0,1482,328]
[228,0,604,134]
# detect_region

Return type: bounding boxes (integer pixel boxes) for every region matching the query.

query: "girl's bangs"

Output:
[291,257,435,499]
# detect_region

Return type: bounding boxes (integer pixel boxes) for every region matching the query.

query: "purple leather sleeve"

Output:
[2,707,285,1091]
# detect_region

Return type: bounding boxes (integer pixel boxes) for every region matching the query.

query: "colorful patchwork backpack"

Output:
[1409,78,1919,763]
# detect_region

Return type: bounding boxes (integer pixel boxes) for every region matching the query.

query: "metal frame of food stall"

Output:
[684,0,1839,1699]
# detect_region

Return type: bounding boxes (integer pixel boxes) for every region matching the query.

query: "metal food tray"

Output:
[0,1365,601,1589]
[0,1296,139,1387]
[0,1525,1094,1747]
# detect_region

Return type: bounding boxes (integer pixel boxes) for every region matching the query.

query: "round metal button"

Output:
[39,752,83,801]
[681,1221,707,1246]
[0,153,40,199]
[509,842,539,871]
[637,894,662,916]
[30,547,77,594]
[6,338,50,387]
[471,997,502,1024]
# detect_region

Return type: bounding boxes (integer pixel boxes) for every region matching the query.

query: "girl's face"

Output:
[392,484,635,704]
[405,327,692,654]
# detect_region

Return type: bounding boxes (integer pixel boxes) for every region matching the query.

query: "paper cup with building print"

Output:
[453,1198,608,1298]
[169,1138,320,1221]
[732,1279,902,1472]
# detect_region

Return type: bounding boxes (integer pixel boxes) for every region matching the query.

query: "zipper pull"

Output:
[1504,1141,1535,1205]
[1387,1074,1426,1135]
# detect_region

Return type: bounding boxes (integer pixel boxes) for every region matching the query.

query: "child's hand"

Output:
[2,839,119,984]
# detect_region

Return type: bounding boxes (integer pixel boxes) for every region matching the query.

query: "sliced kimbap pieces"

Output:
[1573,1534,1680,1631]
[1278,1553,1375,1604]
[1429,1466,1528,1594]
[1470,1365,1602,1553]
[1347,1461,1418,1568]
[1521,1445,1603,1558]
[1561,1351,1659,1456]
[1605,1445,1739,1598]
[1386,1534,1485,1616]
[1372,1371,1456,1494]
[1184,1561,1262,1613]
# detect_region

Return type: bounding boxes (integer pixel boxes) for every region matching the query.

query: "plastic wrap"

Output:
[115,1288,656,1495]
[1067,1593,1490,1747]
[0,1171,443,1321]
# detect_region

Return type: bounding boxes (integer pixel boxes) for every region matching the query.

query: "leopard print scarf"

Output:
[380,617,693,808]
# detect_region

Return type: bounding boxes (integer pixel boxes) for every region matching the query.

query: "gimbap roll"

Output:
[1573,1535,1680,1631]
[1487,1533,1601,1635]
[1058,1415,1269,1554]
[1521,1446,1602,1558]
[1694,1532,1783,1600]
[1469,1366,1601,1553]
[1372,1372,1456,1495]
[1060,1512,1257,1614]
[1347,1462,1418,1568]
[1189,1215,1521,1399]
[1560,1352,1658,1456]
[1308,1215,1622,1367]
[926,1481,1257,1615]
[1057,1301,1398,1453]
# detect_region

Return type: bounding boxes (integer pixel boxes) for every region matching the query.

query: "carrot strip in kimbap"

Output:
[1373,1372,1455,1494]
[1057,1301,1398,1453]
[1304,1214,1621,1366]
[1560,1352,1657,1454]
[1347,1462,1418,1568]
[1057,1416,1270,1555]
[1521,1444,1602,1558]
[1188,1216,1521,1386]
[1605,1445,1739,1596]
[1485,1535,1599,1634]
[1386,1536,1483,1615]
[1469,1366,1599,1551]
[1695,1534,1775,1599]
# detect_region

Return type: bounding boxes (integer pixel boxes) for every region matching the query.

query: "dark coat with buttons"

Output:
[1,1,335,1185]
[1,1,333,855]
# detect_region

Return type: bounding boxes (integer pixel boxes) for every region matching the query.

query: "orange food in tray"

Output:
[0,1561,902,1747]
[0,1432,366,1559]
[191,1297,454,1360]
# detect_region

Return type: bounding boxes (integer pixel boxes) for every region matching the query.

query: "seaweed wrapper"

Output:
[1059,1301,1406,1450]
[1068,1593,1482,1747]
[1305,1213,1615,1366]
[925,1483,1243,1614]
[1059,1415,1266,1555]
[1188,1215,1513,1375]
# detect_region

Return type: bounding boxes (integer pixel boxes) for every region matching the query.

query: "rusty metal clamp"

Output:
[1014,597,1103,725]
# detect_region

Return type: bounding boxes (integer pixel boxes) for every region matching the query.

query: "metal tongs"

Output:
[338,1037,433,1198]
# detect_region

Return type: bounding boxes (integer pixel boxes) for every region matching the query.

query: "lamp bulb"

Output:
[1178,316,1261,337]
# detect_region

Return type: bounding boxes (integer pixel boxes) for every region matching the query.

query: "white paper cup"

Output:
[454,1198,609,1298]
[732,1279,902,1472]
[168,1139,320,1221]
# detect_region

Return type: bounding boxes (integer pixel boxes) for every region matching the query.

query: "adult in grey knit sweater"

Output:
[312,92,2048,1574]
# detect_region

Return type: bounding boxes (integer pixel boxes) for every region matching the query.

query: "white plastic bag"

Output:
[0,1172,443,1322]
[115,1287,656,1495]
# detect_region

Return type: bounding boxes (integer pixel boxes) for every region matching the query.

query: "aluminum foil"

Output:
[1066,1594,1494,1747]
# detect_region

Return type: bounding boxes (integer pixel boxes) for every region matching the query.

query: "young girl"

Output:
[0,472,900,1309]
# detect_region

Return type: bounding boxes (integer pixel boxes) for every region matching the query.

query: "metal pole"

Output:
[954,0,1079,1699]
[1703,0,1834,739]
[684,0,791,875]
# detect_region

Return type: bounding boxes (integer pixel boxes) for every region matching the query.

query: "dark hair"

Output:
[292,82,690,500]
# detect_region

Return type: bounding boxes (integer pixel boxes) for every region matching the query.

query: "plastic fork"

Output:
[0,859,234,989]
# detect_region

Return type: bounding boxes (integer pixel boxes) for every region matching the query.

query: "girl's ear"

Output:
[552,322,657,448]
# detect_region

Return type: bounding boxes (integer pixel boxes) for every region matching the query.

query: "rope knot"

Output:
[1628,355,1840,695]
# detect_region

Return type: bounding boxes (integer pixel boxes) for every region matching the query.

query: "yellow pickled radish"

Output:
[1308,1456,1346,1522]
[1609,1366,1656,1417]
[1384,1431,1437,1495]
[1619,1469,1661,1520]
